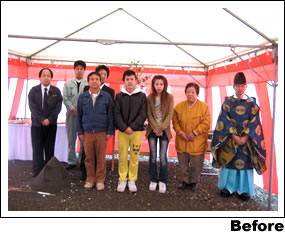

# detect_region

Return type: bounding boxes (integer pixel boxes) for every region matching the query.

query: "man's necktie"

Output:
[43,88,48,117]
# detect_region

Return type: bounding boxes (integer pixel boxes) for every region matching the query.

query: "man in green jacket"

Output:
[63,60,88,170]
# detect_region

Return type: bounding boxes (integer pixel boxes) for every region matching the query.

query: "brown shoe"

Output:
[84,182,94,189]
[96,183,105,191]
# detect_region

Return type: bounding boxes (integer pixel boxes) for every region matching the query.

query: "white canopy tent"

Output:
[2,1,284,213]
[5,1,282,68]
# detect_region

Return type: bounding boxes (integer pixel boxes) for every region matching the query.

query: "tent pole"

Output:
[182,67,205,88]
[204,66,210,122]
[223,8,277,46]
[208,47,272,68]
[255,53,274,85]
[8,52,204,70]
[24,60,30,119]
[231,48,272,86]
[267,46,278,211]
[28,8,121,58]
[117,9,206,66]
[187,73,205,88]
[24,80,28,118]
[9,34,270,49]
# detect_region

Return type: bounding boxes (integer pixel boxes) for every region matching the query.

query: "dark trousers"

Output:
[80,148,87,178]
[31,125,57,176]
[148,131,169,184]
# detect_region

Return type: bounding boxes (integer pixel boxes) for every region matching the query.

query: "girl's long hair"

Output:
[151,75,169,113]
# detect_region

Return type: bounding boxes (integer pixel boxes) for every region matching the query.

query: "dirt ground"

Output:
[8,159,278,211]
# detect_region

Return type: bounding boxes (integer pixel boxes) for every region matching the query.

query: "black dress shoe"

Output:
[178,182,189,190]
[220,188,233,197]
[66,164,76,170]
[189,183,198,191]
[237,193,251,201]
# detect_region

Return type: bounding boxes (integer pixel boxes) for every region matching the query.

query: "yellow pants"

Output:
[118,131,142,181]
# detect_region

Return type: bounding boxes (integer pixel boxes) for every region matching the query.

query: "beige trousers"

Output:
[177,152,205,184]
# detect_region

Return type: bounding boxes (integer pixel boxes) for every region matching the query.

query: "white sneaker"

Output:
[117,181,127,192]
[84,182,94,189]
[159,181,167,194]
[128,181,137,192]
[149,182,157,191]
[96,183,105,191]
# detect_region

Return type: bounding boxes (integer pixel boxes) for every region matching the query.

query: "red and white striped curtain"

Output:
[8,51,278,195]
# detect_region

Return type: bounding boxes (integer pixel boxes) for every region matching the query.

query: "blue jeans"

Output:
[148,131,169,184]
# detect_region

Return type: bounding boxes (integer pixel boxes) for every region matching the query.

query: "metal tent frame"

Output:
[8,8,278,210]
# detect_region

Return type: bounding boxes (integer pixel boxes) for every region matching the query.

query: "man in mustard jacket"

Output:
[173,83,210,191]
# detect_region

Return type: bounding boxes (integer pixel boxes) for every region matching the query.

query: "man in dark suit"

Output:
[81,65,115,180]
[28,68,63,177]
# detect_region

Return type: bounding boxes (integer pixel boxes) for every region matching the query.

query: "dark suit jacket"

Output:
[28,84,63,126]
[84,84,115,102]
